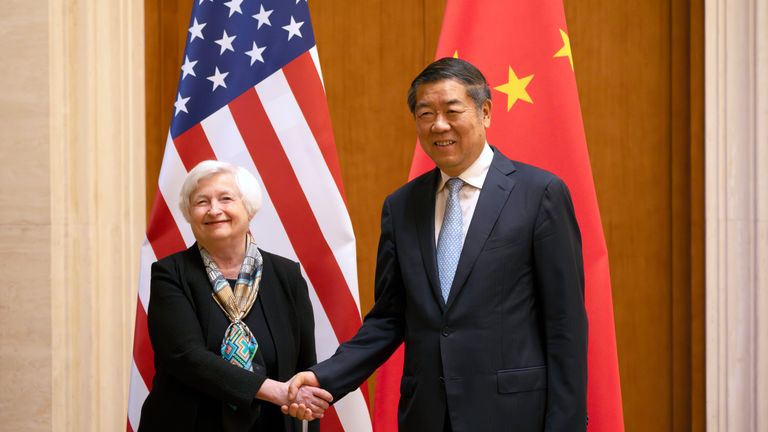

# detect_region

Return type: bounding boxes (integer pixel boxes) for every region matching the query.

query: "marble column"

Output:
[0,0,145,430]
[705,0,768,430]
[49,0,145,429]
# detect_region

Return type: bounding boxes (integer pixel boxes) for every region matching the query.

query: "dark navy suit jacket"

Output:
[312,148,588,432]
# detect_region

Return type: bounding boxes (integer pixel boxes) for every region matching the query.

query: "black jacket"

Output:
[139,244,318,432]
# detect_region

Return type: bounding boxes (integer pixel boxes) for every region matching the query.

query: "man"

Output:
[287,58,587,431]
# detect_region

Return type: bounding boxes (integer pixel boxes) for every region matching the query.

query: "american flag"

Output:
[127,1,372,431]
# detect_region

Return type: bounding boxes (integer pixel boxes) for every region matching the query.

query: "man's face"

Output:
[414,79,491,177]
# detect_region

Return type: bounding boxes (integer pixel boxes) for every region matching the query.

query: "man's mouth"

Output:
[434,140,456,147]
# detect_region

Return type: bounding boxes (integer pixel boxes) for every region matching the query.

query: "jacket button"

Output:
[441,327,451,337]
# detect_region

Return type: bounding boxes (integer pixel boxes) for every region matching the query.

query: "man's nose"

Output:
[432,114,451,132]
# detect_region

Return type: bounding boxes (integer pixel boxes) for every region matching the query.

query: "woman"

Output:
[139,160,330,431]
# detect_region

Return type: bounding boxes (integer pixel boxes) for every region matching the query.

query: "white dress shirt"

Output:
[434,143,494,245]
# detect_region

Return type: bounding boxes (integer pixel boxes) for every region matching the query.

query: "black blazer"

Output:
[311,148,588,432]
[139,244,318,432]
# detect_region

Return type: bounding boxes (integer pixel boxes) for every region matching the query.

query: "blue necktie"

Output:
[437,178,464,302]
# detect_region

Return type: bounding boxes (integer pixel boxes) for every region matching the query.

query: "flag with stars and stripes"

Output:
[373,0,624,431]
[127,1,372,431]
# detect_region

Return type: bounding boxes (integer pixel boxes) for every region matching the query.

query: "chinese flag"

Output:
[372,1,625,431]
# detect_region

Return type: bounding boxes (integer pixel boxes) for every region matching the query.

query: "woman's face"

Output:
[188,172,251,248]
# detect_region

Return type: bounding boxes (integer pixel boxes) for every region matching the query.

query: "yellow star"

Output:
[554,28,574,71]
[493,66,534,111]
[453,50,459,58]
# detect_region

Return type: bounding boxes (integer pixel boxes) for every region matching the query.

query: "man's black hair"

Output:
[407,57,492,114]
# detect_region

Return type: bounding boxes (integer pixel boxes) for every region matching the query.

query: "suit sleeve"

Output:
[310,197,406,400]
[532,177,588,431]
[147,259,265,408]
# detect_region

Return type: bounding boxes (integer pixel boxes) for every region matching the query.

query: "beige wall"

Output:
[0,1,145,431]
[0,2,52,430]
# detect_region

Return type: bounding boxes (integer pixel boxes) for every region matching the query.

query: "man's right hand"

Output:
[282,371,332,419]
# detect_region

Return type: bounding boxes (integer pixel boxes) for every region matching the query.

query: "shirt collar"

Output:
[438,143,493,191]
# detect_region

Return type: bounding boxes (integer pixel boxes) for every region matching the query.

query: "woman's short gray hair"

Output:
[178,160,263,222]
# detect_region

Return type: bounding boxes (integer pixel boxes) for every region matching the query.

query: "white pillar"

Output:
[49,0,145,430]
[705,0,768,430]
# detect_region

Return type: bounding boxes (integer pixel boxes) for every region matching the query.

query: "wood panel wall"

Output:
[144,0,703,430]
[562,0,704,430]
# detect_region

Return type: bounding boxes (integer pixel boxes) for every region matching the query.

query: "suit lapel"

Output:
[413,169,444,309]
[445,150,517,310]
[180,245,228,350]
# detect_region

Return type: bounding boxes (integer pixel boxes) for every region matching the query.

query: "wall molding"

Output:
[705,0,768,430]
[49,0,145,430]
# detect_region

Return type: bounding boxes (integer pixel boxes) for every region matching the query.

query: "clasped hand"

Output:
[258,375,332,421]
[280,371,331,421]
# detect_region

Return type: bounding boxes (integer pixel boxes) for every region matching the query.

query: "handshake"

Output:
[260,371,331,421]
[283,371,330,421]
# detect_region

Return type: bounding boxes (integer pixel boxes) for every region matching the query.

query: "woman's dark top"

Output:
[226,279,283,431]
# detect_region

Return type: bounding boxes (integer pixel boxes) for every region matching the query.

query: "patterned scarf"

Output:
[199,233,263,372]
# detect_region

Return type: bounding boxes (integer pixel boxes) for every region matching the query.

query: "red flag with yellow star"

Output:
[372,1,624,431]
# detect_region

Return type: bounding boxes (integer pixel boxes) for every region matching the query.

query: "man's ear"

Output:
[482,99,492,128]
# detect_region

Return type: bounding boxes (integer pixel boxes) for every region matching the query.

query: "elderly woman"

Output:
[139,160,330,431]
